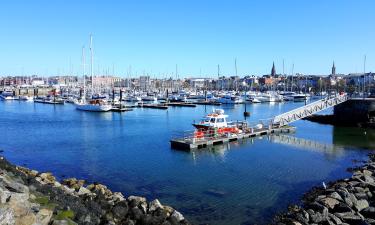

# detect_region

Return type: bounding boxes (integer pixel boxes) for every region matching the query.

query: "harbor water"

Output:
[0,100,374,225]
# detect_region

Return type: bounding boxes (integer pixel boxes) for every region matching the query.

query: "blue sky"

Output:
[0,0,374,77]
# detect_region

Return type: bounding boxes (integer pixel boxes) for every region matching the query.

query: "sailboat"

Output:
[75,35,112,112]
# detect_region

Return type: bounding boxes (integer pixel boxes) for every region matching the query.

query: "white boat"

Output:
[256,92,283,103]
[292,93,310,102]
[0,91,16,100]
[75,99,112,112]
[74,36,112,112]
[217,95,244,104]
[251,98,261,103]
[19,95,34,101]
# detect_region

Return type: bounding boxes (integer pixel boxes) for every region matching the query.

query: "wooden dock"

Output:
[111,107,133,112]
[170,126,296,151]
[195,101,222,106]
[166,102,197,107]
[138,103,168,109]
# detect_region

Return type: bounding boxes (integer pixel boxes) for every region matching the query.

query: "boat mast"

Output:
[82,46,86,101]
[90,34,94,94]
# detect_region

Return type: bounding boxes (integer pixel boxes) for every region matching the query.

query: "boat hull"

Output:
[75,103,112,112]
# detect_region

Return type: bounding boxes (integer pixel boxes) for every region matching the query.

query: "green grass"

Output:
[55,210,75,220]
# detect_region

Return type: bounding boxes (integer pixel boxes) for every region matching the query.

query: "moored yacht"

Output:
[74,36,112,112]
[19,95,34,101]
[192,109,229,130]
[0,90,16,100]
[75,99,112,112]
[217,95,244,104]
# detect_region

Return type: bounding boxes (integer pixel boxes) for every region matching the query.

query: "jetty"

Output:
[171,94,350,151]
[171,126,296,151]
[138,103,168,110]
[110,107,133,112]
[166,102,197,107]
[194,101,221,106]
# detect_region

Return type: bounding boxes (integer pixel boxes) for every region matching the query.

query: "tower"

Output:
[331,61,336,75]
[271,62,276,76]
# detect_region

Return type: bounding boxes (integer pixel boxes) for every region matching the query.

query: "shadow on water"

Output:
[333,126,375,149]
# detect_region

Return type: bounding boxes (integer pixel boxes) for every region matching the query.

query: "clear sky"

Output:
[0,0,374,77]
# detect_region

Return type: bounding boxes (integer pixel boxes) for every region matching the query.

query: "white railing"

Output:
[272,94,349,127]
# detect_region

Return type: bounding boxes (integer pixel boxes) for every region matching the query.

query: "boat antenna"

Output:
[90,34,94,94]
[82,46,86,101]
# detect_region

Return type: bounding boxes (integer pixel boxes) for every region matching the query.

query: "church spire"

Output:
[331,61,336,75]
[271,62,276,76]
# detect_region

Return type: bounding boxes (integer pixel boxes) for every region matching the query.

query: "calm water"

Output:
[1,100,374,225]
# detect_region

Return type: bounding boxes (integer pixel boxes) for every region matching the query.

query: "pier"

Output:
[170,126,296,150]
[171,94,351,151]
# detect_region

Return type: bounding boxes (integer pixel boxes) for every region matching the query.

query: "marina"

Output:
[1,98,373,225]
[1,1,375,224]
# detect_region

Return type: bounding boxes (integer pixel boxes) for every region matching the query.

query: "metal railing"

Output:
[272,94,349,127]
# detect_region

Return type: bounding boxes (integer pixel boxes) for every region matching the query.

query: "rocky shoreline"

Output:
[0,156,190,225]
[273,154,375,225]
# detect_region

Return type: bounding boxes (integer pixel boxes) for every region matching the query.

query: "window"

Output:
[217,118,225,123]
[210,118,216,123]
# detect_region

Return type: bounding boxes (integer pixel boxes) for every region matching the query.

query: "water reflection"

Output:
[333,126,375,149]
[270,134,345,159]
[187,134,348,161]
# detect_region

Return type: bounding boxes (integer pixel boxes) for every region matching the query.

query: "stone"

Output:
[39,172,56,184]
[52,219,78,225]
[328,213,342,225]
[149,199,163,212]
[60,185,75,195]
[112,200,129,219]
[362,207,375,218]
[354,199,369,212]
[112,192,125,202]
[77,186,91,196]
[0,187,12,203]
[35,208,53,225]
[320,197,340,209]
[53,181,62,188]
[0,207,15,225]
[17,213,36,225]
[171,210,184,222]
[354,192,368,200]
[329,192,344,201]
[163,205,175,217]
[128,196,146,207]
[130,207,143,221]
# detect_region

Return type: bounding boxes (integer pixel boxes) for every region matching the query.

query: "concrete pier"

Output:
[333,98,375,125]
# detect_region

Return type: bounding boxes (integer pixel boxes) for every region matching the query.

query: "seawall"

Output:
[0,156,190,225]
[273,154,375,225]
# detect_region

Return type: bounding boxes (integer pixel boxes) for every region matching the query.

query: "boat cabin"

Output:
[193,109,229,129]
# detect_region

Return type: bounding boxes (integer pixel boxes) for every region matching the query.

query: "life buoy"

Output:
[194,131,204,138]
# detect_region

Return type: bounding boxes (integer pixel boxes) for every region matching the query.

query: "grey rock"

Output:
[77,186,91,196]
[171,210,184,222]
[149,199,163,212]
[0,207,15,225]
[354,199,369,212]
[329,192,344,202]
[354,192,368,200]
[328,213,342,224]
[35,208,53,225]
[361,207,375,218]
[112,201,129,219]
[112,192,125,202]
[128,196,146,207]
[320,197,340,209]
